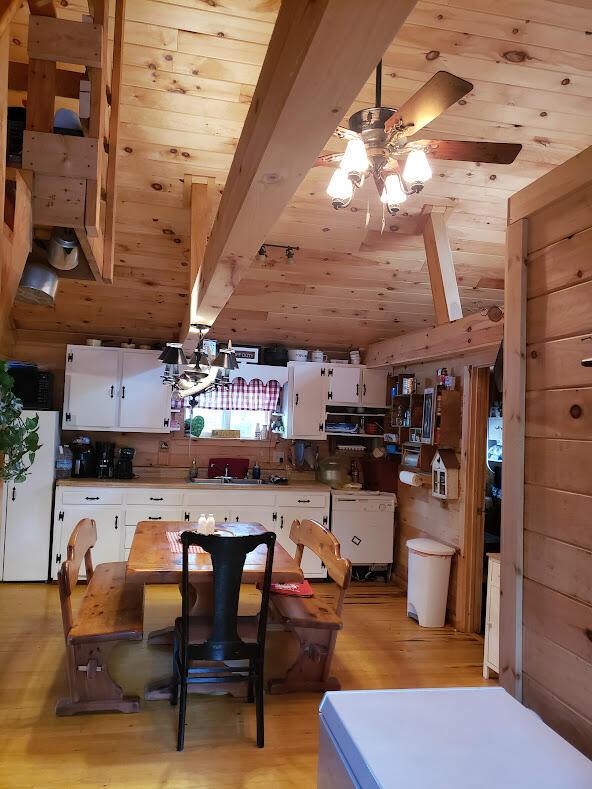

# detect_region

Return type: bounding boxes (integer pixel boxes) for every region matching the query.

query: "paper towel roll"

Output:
[399,469,422,487]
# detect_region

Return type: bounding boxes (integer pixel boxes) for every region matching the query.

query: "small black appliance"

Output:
[71,437,94,478]
[115,447,135,479]
[95,441,115,479]
[8,365,53,409]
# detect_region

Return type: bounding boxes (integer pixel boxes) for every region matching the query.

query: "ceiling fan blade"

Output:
[385,71,473,136]
[313,152,343,168]
[412,140,522,164]
[333,125,360,141]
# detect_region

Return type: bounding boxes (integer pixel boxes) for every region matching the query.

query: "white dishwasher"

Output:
[330,491,396,566]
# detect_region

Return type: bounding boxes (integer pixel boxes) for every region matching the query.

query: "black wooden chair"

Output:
[171,530,276,750]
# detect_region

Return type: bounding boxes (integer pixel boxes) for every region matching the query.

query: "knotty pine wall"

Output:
[392,349,496,627]
[518,175,592,757]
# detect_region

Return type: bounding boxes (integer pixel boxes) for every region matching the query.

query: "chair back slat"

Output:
[57,518,97,638]
[180,531,276,661]
[289,519,352,590]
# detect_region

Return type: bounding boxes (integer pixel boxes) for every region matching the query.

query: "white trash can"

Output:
[406,538,455,628]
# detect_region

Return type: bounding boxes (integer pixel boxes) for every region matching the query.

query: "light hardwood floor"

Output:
[0,582,494,788]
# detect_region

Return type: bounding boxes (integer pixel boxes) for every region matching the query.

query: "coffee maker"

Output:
[71,437,94,478]
[115,447,135,479]
[95,441,115,479]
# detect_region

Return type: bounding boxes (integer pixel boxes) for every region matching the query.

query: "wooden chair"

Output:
[56,518,144,716]
[171,530,276,750]
[268,519,352,695]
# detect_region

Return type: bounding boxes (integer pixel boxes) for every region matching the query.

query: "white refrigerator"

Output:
[1,411,60,581]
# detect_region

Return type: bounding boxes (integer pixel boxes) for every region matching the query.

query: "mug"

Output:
[288,349,309,362]
[349,349,361,364]
[311,350,328,362]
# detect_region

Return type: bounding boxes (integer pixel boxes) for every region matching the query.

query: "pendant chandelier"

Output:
[159,324,238,400]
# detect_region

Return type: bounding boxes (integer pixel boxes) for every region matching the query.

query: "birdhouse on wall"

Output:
[431,449,460,500]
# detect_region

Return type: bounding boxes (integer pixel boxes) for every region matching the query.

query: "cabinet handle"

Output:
[121,386,126,399]
[356,383,359,397]
[363,384,367,397]
[149,497,164,501]
[280,515,284,529]
[148,516,162,520]
[114,515,118,530]
[297,499,311,503]
[11,487,16,501]
[110,385,114,398]
[85,496,100,501]
[295,393,299,406]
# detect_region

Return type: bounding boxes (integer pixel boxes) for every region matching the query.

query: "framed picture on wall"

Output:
[421,387,435,444]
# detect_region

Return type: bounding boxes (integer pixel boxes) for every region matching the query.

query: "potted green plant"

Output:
[0,361,41,483]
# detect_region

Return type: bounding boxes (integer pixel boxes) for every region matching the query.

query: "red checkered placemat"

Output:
[166,531,207,554]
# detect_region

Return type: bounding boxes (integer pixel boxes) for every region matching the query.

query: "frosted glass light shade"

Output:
[340,138,369,175]
[327,169,354,201]
[402,149,432,184]
[381,174,407,206]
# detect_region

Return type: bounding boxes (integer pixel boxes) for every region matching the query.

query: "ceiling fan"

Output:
[318,63,522,215]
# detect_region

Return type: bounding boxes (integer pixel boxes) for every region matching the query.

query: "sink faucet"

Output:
[224,463,230,478]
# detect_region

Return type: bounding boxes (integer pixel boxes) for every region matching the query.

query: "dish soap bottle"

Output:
[252,461,261,480]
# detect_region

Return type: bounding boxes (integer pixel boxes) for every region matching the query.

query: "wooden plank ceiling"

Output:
[9,0,592,350]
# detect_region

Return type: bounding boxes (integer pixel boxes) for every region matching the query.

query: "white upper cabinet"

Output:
[63,345,171,432]
[286,362,326,439]
[360,368,388,407]
[119,350,171,431]
[63,346,120,429]
[327,365,360,405]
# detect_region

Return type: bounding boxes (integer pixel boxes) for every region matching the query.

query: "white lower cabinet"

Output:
[52,485,330,579]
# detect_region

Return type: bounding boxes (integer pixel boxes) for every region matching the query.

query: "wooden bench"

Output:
[55,518,144,716]
[269,519,351,694]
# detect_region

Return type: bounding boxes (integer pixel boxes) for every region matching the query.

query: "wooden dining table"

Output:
[126,521,304,700]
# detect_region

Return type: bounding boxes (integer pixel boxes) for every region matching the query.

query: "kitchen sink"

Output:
[189,477,267,486]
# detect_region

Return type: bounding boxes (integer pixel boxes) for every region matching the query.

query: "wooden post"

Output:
[85,0,108,244]
[423,212,463,324]
[0,26,8,243]
[102,0,126,284]
[500,217,528,699]
[25,0,56,134]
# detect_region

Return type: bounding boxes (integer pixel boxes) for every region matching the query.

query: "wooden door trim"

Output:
[457,365,490,633]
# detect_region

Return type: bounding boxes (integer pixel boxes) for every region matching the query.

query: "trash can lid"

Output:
[406,538,456,557]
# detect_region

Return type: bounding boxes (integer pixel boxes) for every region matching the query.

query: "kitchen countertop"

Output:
[56,478,330,491]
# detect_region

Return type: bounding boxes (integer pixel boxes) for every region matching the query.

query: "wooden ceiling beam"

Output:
[186,0,417,339]
[8,61,83,100]
[365,309,503,368]
[423,210,463,324]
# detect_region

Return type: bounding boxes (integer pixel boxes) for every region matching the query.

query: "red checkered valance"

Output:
[194,377,281,411]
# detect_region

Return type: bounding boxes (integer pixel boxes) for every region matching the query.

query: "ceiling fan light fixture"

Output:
[213,340,239,371]
[340,137,369,183]
[257,245,267,261]
[381,174,407,214]
[402,149,432,186]
[158,343,187,365]
[327,168,353,209]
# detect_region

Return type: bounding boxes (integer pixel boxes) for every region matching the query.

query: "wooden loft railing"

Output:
[18,0,124,283]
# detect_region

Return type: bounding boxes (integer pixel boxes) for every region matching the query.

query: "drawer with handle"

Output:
[125,490,183,506]
[125,506,184,525]
[61,488,125,505]
[274,491,329,508]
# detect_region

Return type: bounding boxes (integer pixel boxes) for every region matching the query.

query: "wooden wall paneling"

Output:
[524,485,592,552]
[527,226,592,299]
[103,0,126,284]
[1,170,32,354]
[423,211,463,324]
[527,182,592,256]
[524,437,592,496]
[527,279,592,346]
[524,530,592,607]
[32,175,86,227]
[522,578,592,665]
[22,132,99,179]
[190,0,417,330]
[500,217,527,699]
[522,675,592,761]
[525,387,592,439]
[365,310,503,367]
[458,364,489,633]
[526,334,592,392]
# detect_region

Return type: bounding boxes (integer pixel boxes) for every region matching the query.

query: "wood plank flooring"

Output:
[0,581,494,788]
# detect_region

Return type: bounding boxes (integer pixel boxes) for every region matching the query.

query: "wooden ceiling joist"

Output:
[187,0,417,338]
[423,210,463,324]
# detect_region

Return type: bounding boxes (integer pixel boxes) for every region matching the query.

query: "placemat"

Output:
[166,531,207,554]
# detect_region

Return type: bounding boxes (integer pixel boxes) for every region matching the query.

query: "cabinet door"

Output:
[328,366,361,405]
[119,350,171,431]
[361,368,388,407]
[53,506,123,578]
[277,508,327,578]
[64,346,120,429]
[290,364,325,439]
[185,507,232,525]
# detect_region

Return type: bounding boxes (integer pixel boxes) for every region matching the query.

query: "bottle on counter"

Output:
[252,461,261,480]
[197,514,207,533]
[206,514,215,534]
[189,457,197,481]
[254,423,261,440]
